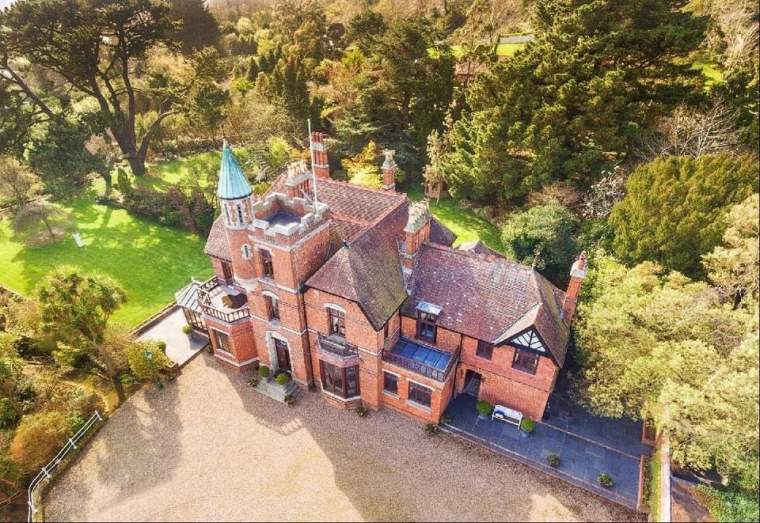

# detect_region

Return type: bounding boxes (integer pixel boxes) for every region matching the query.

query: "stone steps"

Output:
[252,378,300,403]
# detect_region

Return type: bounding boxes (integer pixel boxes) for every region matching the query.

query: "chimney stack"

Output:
[382,149,397,191]
[562,251,587,324]
[401,201,432,271]
[310,132,330,179]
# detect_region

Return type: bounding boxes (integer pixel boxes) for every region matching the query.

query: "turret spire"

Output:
[217,140,253,200]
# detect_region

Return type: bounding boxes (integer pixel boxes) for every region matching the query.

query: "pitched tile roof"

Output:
[204,217,231,260]
[457,240,504,259]
[429,218,457,246]
[402,243,570,365]
[306,200,409,330]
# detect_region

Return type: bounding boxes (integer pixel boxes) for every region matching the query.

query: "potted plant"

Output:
[181,324,192,335]
[423,423,440,435]
[259,365,270,379]
[248,376,259,387]
[156,341,167,353]
[547,453,560,468]
[356,405,368,417]
[598,473,614,489]
[520,417,535,438]
[476,400,493,420]
[275,372,290,386]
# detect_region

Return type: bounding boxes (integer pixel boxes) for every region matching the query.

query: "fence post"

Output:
[27,410,103,523]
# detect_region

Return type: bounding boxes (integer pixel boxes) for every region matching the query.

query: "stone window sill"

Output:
[382,390,399,399]
[407,400,432,413]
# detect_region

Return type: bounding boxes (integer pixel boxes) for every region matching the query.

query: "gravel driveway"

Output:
[45,353,640,522]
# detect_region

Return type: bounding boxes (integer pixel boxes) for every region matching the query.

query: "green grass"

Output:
[0,196,213,326]
[445,42,526,59]
[405,185,506,253]
[691,53,724,88]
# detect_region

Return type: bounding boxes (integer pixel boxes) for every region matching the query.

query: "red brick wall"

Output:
[205,317,258,370]
[456,336,558,420]
[379,362,452,423]
[400,315,461,353]
[223,226,257,281]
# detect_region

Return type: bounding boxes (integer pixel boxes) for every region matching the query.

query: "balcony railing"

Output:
[197,277,250,323]
[317,332,358,358]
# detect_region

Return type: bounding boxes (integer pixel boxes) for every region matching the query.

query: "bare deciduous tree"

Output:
[0,156,40,212]
[636,99,742,160]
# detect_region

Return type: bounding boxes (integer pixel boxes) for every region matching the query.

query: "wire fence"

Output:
[27,411,103,523]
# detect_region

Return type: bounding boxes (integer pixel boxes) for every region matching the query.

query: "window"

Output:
[264,294,279,321]
[476,340,493,360]
[320,361,360,398]
[221,261,233,283]
[408,382,432,408]
[214,330,231,354]
[236,204,244,223]
[383,372,398,395]
[328,308,346,338]
[512,349,540,375]
[241,244,252,260]
[416,311,437,343]
[260,250,274,278]
[383,321,389,339]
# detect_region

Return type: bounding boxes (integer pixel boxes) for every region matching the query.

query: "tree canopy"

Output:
[609,154,758,278]
[440,0,707,204]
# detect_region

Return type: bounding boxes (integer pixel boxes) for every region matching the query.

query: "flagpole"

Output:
[308,119,319,204]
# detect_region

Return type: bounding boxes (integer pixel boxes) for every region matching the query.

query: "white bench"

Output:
[491,405,523,426]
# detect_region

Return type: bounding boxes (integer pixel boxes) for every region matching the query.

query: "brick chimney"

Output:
[285,160,311,199]
[381,149,397,191]
[401,201,431,271]
[562,251,587,324]
[310,131,330,179]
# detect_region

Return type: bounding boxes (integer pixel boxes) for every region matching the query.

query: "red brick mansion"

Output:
[176,134,587,423]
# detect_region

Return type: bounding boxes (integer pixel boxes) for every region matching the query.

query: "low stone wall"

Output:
[130,302,178,336]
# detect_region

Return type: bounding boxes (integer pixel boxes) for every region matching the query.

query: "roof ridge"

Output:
[316,176,407,200]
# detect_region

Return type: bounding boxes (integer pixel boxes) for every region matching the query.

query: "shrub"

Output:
[356,405,368,417]
[520,418,535,433]
[9,411,72,472]
[547,453,560,467]
[284,394,296,407]
[0,398,19,428]
[125,341,174,382]
[248,377,259,387]
[476,400,493,417]
[275,372,290,385]
[258,365,270,378]
[156,341,167,353]
[424,423,440,435]
[182,324,192,335]
[598,473,614,488]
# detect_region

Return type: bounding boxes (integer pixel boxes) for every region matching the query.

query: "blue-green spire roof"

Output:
[217,140,252,200]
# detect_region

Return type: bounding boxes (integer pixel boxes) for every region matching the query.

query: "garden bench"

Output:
[492,405,523,427]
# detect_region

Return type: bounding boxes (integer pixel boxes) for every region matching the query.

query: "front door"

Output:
[463,369,481,397]
[274,338,291,372]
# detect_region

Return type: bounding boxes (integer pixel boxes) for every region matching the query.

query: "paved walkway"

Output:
[137,307,208,366]
[45,355,640,522]
[443,395,649,510]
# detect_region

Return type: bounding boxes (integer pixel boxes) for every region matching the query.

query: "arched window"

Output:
[241,244,252,260]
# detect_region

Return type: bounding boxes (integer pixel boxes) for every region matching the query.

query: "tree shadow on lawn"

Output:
[212,356,637,522]
[10,202,212,325]
[45,380,183,521]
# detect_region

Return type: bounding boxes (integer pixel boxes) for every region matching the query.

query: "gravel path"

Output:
[45,354,641,522]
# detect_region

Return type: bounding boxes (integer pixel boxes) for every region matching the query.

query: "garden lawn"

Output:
[405,185,506,253]
[0,197,212,327]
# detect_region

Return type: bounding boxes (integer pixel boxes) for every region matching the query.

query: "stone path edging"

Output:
[441,422,638,511]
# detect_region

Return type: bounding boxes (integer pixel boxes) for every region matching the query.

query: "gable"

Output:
[506,327,547,354]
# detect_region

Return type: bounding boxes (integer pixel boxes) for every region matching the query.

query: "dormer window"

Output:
[259,249,274,278]
[414,302,440,344]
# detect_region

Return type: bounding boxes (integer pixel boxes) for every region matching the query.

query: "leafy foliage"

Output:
[501,203,578,284]
[610,155,758,277]
[8,410,72,473]
[575,253,758,488]
[124,341,173,382]
[441,0,707,204]
[702,194,759,303]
